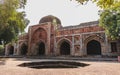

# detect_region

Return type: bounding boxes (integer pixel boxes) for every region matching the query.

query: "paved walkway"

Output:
[0,58,120,75]
[1,55,118,61]
[34,56,118,61]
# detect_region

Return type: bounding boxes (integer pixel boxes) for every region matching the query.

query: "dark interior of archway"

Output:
[38,42,45,55]
[21,44,28,55]
[87,40,101,55]
[60,41,70,55]
[9,46,14,55]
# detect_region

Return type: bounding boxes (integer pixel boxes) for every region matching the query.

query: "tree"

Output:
[0,0,29,44]
[99,9,120,40]
[72,0,120,40]
[73,0,120,9]
[96,0,120,40]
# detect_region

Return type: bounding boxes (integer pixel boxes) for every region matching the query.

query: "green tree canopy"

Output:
[99,9,120,40]
[0,0,29,44]
[73,0,120,9]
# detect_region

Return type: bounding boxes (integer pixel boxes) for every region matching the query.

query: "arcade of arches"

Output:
[5,15,120,57]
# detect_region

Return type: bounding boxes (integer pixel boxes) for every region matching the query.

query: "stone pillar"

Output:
[54,38,57,55]
[81,34,86,56]
[71,35,74,55]
[102,34,109,56]
[46,22,51,55]
[80,34,83,56]
[16,41,21,55]
[27,27,32,56]
[5,45,9,56]
[13,43,17,55]
[118,56,120,62]
[54,24,56,56]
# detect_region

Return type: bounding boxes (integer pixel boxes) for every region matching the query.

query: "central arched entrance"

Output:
[87,40,101,55]
[38,42,45,55]
[60,41,70,55]
[20,43,28,55]
[9,46,14,55]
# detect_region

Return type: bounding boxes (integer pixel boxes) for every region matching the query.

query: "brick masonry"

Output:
[5,15,120,56]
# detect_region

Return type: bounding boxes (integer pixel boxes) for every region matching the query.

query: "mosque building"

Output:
[5,15,120,57]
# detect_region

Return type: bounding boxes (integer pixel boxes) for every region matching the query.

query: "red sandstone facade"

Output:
[5,15,120,56]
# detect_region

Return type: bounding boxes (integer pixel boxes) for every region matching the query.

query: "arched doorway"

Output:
[21,43,28,55]
[60,41,70,55]
[9,46,14,55]
[38,42,45,55]
[87,40,101,55]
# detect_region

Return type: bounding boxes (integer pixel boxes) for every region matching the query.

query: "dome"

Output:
[39,15,61,24]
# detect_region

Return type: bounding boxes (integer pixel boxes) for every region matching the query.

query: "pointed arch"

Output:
[9,46,14,55]
[87,40,101,55]
[20,43,28,55]
[84,34,105,56]
[38,42,45,55]
[57,38,72,55]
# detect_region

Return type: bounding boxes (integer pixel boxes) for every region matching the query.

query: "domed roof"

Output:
[39,15,61,24]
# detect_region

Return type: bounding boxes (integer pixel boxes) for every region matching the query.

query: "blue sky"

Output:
[24,0,100,31]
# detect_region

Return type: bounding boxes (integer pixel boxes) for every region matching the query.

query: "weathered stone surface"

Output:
[5,15,120,56]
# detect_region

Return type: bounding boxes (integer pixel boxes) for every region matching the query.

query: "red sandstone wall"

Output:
[56,25,104,36]
[56,25,104,44]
